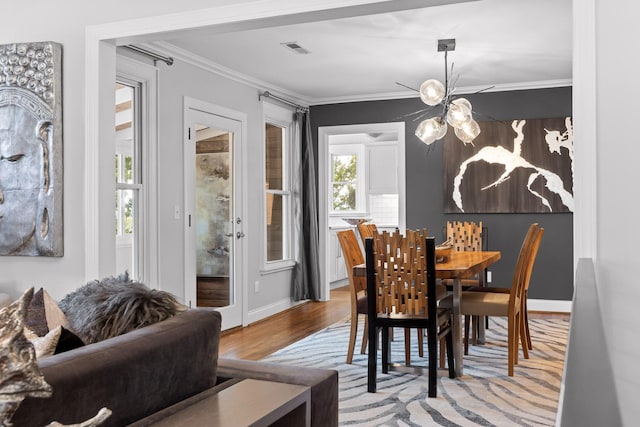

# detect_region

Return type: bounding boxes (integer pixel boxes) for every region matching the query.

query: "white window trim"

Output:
[115,54,159,286]
[262,102,295,273]
[328,143,367,216]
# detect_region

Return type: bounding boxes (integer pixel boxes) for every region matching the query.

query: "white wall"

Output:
[593,1,640,424]
[0,0,268,303]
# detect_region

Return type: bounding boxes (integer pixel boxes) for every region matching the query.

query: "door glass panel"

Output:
[194,126,233,308]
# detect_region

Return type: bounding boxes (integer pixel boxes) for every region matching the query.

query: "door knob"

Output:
[236,231,245,239]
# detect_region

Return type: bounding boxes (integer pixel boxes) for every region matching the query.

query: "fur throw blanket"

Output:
[59,274,182,344]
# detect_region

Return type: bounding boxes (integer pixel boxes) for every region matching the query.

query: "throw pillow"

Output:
[43,289,71,332]
[0,288,53,422]
[59,273,182,344]
[54,327,85,354]
[24,326,62,359]
[23,288,48,336]
[23,288,71,337]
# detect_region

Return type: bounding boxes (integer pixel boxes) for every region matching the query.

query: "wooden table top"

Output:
[353,250,501,280]
[435,251,501,279]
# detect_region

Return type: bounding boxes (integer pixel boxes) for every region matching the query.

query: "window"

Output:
[329,144,365,214]
[115,81,142,278]
[263,103,295,269]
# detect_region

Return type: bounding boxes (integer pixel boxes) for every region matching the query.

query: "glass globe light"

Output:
[419,79,445,106]
[452,97,472,112]
[446,99,472,128]
[454,119,481,145]
[415,117,447,145]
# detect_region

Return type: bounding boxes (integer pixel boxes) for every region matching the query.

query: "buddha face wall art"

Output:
[0,42,63,256]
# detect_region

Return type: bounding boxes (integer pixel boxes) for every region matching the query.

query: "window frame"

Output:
[262,102,296,272]
[113,54,158,285]
[328,143,367,216]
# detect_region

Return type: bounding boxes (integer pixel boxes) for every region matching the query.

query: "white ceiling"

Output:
[153,0,572,105]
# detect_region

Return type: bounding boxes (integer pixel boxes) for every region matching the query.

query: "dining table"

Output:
[353,250,501,377]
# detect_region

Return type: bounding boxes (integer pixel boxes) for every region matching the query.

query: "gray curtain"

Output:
[292,110,321,300]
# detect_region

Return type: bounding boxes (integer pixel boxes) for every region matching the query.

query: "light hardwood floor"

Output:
[219,285,569,361]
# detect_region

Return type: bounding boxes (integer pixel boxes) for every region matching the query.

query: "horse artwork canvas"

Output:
[444,117,573,213]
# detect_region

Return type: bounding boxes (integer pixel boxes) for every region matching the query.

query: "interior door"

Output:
[184,106,244,330]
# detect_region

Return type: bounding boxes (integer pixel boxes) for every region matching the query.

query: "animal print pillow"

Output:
[59,273,183,344]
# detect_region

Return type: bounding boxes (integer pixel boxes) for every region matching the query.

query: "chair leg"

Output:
[347,311,358,364]
[439,338,446,368]
[524,296,532,350]
[427,326,438,398]
[445,327,456,379]
[418,328,424,358]
[382,327,390,374]
[507,314,515,376]
[464,315,471,355]
[520,311,529,360]
[514,312,521,366]
[367,324,378,393]
[404,328,411,366]
[472,315,478,346]
[360,316,369,355]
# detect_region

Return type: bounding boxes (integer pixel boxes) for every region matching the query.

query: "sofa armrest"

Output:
[217,358,338,427]
[12,309,221,427]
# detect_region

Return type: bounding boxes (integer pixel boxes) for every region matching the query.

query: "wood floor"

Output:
[218,285,569,361]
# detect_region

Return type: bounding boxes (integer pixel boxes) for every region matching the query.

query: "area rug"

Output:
[262,317,569,426]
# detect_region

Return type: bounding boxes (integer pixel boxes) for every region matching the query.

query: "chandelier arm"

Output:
[395,107,436,122]
[395,81,419,92]
[472,85,496,95]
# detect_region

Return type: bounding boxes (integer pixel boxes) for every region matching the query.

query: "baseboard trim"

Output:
[528,298,572,313]
[246,297,305,325]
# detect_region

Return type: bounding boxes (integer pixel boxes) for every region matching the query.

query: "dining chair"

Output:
[441,223,542,376]
[336,229,369,364]
[337,229,424,365]
[444,220,487,354]
[365,229,455,397]
[465,223,544,352]
[356,222,378,247]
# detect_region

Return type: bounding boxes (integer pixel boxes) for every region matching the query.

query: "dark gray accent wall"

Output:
[311,87,573,301]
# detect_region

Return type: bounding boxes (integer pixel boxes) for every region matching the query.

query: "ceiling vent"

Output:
[281,42,310,54]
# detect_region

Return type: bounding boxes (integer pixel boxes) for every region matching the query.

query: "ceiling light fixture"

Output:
[414,39,480,146]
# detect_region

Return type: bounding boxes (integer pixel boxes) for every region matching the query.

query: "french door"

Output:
[184,99,245,330]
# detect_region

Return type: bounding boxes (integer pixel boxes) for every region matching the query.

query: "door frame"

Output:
[183,96,248,330]
[318,122,406,301]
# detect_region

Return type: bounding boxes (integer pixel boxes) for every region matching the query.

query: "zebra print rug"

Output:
[262,317,569,426]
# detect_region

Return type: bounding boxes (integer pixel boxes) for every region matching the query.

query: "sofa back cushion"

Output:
[11,309,221,427]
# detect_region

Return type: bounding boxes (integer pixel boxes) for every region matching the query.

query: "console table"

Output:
[148,379,311,427]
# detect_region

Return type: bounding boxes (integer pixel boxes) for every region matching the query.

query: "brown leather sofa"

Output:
[12,309,338,427]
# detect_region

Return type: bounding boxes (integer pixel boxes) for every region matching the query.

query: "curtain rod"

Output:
[124,45,174,66]
[259,91,308,112]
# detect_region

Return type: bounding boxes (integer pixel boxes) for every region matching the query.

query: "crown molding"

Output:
[148,41,313,107]
[140,42,572,107]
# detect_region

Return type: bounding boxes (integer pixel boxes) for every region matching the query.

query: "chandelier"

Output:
[414,39,481,146]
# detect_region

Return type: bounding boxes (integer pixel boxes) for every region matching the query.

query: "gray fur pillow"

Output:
[59,274,181,344]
